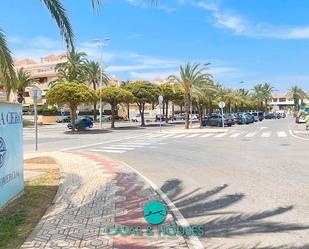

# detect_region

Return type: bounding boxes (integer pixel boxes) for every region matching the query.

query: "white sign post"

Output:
[30,87,42,151]
[158,95,164,132]
[218,101,225,127]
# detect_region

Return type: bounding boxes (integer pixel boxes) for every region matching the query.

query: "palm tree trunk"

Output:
[127,103,130,120]
[172,103,175,115]
[165,100,169,123]
[184,92,190,129]
[162,102,165,116]
[139,103,146,127]
[111,104,115,128]
[70,106,77,132]
[198,104,203,128]
[93,103,97,121]
[93,82,97,121]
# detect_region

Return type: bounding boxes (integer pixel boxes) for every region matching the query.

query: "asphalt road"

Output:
[24,118,309,249]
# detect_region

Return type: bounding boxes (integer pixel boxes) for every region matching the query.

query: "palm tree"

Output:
[192,78,217,127]
[15,68,32,103]
[0,30,16,99]
[55,50,87,82]
[168,63,210,129]
[84,60,109,120]
[262,83,275,113]
[0,0,101,98]
[252,84,265,110]
[288,86,307,113]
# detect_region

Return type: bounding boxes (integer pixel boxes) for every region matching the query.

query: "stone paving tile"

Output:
[21,151,189,249]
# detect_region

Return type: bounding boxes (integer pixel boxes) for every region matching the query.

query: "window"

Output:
[273,98,278,102]
[279,98,286,102]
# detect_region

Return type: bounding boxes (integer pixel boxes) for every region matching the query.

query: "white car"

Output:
[132,114,141,122]
[296,115,307,123]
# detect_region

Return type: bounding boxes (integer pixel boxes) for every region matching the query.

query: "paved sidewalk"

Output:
[21,152,188,249]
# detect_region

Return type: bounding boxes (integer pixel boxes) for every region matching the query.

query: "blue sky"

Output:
[1,0,309,92]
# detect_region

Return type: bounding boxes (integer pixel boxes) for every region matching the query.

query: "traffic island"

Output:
[0,157,60,249]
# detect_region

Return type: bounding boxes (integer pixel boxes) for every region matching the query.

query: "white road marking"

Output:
[117,144,143,148]
[123,142,151,145]
[245,132,257,138]
[261,132,271,138]
[201,134,214,137]
[214,133,226,138]
[187,134,201,138]
[88,149,126,154]
[160,134,175,138]
[230,133,241,138]
[277,131,287,137]
[100,146,136,150]
[62,134,149,151]
[119,161,205,249]
[174,134,187,138]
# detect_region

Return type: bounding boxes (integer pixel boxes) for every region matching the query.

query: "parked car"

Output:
[245,113,255,123]
[170,113,185,121]
[235,113,248,124]
[258,112,264,121]
[97,115,111,122]
[56,116,71,123]
[224,113,237,125]
[203,114,234,127]
[155,114,166,121]
[132,114,141,122]
[67,118,93,130]
[189,114,198,121]
[265,113,276,119]
[250,112,259,122]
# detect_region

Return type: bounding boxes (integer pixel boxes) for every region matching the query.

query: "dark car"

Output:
[258,112,264,121]
[67,118,93,130]
[245,113,255,123]
[203,114,234,127]
[265,113,276,119]
[155,114,166,121]
[56,116,71,123]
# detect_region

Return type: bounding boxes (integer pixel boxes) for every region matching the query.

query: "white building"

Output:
[270,93,309,111]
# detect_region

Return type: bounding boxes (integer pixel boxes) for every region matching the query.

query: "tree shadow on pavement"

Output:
[160,178,309,241]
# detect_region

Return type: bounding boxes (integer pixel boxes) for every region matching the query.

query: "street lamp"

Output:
[92,38,111,129]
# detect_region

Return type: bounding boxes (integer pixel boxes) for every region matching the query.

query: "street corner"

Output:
[68,151,193,248]
[289,121,309,140]
[20,150,192,248]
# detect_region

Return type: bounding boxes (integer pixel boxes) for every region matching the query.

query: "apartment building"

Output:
[270,93,309,111]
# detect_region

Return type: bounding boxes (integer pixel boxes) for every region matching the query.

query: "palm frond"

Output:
[42,0,75,50]
[0,29,16,99]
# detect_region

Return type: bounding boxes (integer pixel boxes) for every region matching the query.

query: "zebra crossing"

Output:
[87,129,290,154]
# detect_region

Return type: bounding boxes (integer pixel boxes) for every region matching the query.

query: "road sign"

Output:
[158,95,163,104]
[60,107,65,116]
[29,86,42,99]
[76,109,80,115]
[218,101,225,109]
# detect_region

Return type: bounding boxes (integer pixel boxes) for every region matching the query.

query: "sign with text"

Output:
[0,102,24,208]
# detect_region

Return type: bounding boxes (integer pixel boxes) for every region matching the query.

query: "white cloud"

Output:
[197,1,309,39]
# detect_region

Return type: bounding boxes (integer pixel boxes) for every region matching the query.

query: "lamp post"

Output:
[92,38,111,129]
